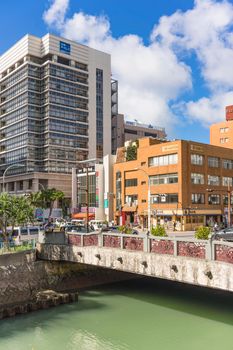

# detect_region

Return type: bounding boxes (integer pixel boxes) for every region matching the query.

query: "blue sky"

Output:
[1,0,233,144]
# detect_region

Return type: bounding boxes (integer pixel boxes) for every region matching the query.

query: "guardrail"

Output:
[0,238,36,254]
[65,231,233,264]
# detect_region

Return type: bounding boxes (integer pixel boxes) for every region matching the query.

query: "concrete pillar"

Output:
[32,178,39,192]
[53,55,58,62]
[23,180,28,192]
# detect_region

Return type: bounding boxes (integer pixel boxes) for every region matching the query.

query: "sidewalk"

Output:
[167,231,195,238]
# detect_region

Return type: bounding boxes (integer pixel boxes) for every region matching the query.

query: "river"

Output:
[0,278,232,350]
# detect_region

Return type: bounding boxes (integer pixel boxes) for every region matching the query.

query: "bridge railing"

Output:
[43,231,233,264]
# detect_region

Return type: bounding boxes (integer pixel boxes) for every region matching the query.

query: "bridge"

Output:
[37,231,233,293]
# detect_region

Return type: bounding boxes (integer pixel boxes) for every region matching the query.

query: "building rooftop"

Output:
[125,120,165,132]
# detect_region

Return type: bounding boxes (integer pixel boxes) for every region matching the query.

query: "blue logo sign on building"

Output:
[60,41,71,55]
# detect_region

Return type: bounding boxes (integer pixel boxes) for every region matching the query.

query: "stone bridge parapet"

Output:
[37,231,233,293]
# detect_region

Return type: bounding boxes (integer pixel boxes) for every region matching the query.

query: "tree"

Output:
[0,193,34,243]
[125,144,137,161]
[28,188,65,219]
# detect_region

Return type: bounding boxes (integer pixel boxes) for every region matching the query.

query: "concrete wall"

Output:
[38,243,233,293]
[0,250,135,307]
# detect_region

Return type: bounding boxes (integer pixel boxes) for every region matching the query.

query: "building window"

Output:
[141,199,146,203]
[223,159,233,169]
[125,178,138,187]
[220,138,229,144]
[125,129,137,135]
[191,173,204,185]
[96,68,103,158]
[208,157,219,168]
[222,177,233,186]
[151,193,178,204]
[220,127,229,133]
[223,195,233,205]
[150,173,178,185]
[208,194,220,205]
[125,195,138,206]
[191,193,205,204]
[208,175,220,186]
[191,154,204,165]
[148,153,178,167]
[116,171,122,210]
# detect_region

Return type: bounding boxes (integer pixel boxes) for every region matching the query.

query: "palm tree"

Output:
[29,188,65,219]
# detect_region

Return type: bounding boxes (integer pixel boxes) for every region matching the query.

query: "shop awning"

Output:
[122,205,137,212]
[72,213,95,219]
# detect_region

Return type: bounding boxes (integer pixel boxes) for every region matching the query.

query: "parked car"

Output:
[65,225,94,233]
[212,227,233,242]
[89,220,106,230]
[44,222,55,233]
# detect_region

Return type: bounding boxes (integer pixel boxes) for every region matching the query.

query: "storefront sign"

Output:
[96,171,99,208]
[162,144,178,152]
[156,210,164,215]
[190,144,203,152]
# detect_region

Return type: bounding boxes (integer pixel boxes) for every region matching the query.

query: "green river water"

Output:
[0,278,232,350]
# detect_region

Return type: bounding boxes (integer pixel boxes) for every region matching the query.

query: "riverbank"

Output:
[0,290,79,319]
[0,249,137,316]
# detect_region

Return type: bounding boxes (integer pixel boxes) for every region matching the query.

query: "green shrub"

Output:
[151,225,167,237]
[125,145,137,161]
[195,226,211,240]
[118,225,126,232]
[118,225,133,234]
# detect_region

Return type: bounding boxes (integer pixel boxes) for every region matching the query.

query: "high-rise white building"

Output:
[0,34,112,198]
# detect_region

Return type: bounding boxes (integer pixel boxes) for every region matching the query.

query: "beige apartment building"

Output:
[111,114,166,154]
[113,137,233,231]
[0,33,112,201]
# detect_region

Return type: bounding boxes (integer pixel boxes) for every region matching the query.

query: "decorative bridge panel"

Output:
[150,239,174,255]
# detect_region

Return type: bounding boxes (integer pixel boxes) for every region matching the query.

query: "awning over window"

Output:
[72,213,95,219]
[122,205,137,212]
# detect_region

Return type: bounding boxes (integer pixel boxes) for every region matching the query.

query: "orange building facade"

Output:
[210,105,233,149]
[113,138,233,231]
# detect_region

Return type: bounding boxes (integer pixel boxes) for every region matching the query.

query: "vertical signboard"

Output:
[96,171,99,208]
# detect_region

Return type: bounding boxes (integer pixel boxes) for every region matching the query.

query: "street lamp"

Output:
[2,164,24,192]
[134,167,151,233]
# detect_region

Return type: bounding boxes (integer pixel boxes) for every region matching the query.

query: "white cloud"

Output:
[152,0,233,91]
[62,12,111,45]
[43,0,69,29]
[43,0,192,131]
[43,0,233,131]
[181,92,233,127]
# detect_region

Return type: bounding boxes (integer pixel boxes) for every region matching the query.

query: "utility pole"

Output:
[86,167,89,233]
[228,180,231,228]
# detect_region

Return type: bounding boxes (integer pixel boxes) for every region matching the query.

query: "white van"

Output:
[10,226,40,241]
